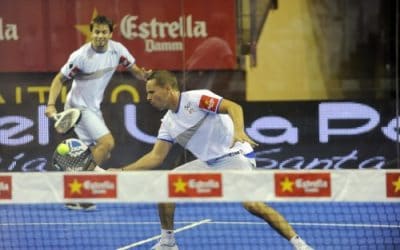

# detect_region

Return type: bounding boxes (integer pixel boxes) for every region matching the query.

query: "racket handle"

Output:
[51,113,60,121]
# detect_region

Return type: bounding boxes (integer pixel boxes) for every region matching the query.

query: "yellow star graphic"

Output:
[75,8,98,43]
[173,177,187,193]
[280,177,294,192]
[392,177,400,193]
[69,179,83,194]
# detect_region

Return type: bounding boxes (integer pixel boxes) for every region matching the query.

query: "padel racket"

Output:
[52,108,81,134]
[52,138,95,172]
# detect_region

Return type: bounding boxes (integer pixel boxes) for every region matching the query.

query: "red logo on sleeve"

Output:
[168,173,222,197]
[275,173,331,197]
[64,175,117,199]
[0,176,12,199]
[386,173,400,198]
[199,95,219,112]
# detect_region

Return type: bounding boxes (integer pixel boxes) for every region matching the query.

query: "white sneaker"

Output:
[151,241,179,250]
[294,245,314,250]
[291,236,314,250]
[65,203,96,211]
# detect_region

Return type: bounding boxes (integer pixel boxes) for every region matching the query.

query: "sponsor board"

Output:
[64,175,117,199]
[386,172,400,198]
[0,0,236,71]
[0,100,399,171]
[275,173,331,197]
[0,176,12,199]
[168,173,222,197]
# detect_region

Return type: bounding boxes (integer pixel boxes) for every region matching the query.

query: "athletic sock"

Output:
[160,229,175,244]
[290,235,307,247]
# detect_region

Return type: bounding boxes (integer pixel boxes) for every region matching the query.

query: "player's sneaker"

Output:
[291,236,314,250]
[151,241,179,250]
[65,203,96,211]
[294,245,314,250]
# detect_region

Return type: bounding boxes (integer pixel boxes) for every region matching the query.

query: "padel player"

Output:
[110,71,313,250]
[46,15,150,210]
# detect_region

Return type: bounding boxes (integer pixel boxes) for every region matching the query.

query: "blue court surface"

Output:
[1,202,399,250]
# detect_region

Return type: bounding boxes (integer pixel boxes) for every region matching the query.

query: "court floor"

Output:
[1,202,399,249]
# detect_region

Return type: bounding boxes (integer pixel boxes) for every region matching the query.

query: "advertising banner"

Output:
[0,98,398,171]
[0,0,236,72]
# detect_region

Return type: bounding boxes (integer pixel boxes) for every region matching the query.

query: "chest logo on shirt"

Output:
[199,95,219,112]
[184,102,195,114]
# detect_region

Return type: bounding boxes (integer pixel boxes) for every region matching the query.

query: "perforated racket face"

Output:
[54,109,81,134]
[52,147,94,172]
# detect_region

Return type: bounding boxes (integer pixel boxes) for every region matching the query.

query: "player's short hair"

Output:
[90,15,114,32]
[148,70,179,90]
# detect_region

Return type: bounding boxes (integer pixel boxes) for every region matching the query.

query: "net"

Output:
[1,170,399,249]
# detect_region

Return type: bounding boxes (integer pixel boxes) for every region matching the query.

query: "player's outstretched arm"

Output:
[130,64,152,81]
[218,98,258,148]
[46,72,67,117]
[108,140,172,171]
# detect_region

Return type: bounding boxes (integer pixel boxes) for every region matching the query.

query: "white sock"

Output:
[160,229,175,244]
[290,235,307,247]
[94,166,106,172]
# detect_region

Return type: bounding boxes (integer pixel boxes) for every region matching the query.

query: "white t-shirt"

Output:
[157,89,253,162]
[61,40,135,111]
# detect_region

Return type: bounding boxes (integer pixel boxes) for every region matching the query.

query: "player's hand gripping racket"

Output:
[52,108,81,134]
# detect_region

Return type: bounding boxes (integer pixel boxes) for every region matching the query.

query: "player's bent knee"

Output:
[92,135,115,163]
[104,139,115,151]
[97,134,115,151]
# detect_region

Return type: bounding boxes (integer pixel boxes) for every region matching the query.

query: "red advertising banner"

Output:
[275,173,331,197]
[386,173,400,198]
[0,176,12,199]
[64,175,117,199]
[0,0,236,72]
[168,173,222,198]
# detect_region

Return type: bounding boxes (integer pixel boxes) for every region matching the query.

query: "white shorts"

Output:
[67,107,110,145]
[174,153,256,171]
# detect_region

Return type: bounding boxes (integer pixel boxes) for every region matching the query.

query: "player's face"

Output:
[91,24,112,51]
[146,79,170,110]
